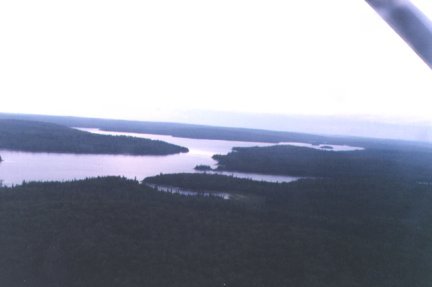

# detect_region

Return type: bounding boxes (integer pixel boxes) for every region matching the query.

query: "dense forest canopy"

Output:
[0,176,430,287]
[0,119,188,155]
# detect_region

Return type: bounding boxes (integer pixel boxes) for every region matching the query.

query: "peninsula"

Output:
[0,119,188,155]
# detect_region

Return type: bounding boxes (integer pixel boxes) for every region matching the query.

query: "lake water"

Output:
[0,128,362,186]
[146,184,231,200]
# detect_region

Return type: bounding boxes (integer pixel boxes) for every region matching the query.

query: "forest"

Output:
[0,119,188,155]
[0,113,431,286]
[213,144,432,182]
[0,175,430,287]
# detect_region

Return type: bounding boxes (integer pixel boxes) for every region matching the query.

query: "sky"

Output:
[0,0,431,127]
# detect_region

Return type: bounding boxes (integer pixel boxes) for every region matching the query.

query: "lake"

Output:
[0,128,362,186]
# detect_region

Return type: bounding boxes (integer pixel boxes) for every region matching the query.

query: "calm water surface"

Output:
[0,128,362,186]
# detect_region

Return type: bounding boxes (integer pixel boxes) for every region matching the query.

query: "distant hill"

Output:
[0,113,430,150]
[0,119,188,155]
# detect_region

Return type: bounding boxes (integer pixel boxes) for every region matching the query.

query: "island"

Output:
[0,119,188,155]
[194,164,213,171]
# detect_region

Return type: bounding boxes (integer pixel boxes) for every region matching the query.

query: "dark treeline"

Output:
[0,119,188,155]
[213,144,432,182]
[0,176,431,287]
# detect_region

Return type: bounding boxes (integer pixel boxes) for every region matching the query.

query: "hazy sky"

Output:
[1,0,431,124]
